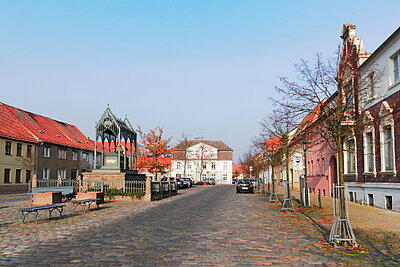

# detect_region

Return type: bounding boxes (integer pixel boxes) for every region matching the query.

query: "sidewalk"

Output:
[264,185,400,261]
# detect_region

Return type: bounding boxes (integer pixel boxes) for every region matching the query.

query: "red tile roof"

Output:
[0,102,93,150]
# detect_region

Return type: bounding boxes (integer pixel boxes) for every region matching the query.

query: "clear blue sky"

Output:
[1,1,399,162]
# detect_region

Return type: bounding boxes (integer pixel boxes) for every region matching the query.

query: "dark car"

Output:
[177,178,185,189]
[181,178,193,187]
[236,179,254,193]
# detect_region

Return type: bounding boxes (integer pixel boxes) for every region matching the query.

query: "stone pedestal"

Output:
[32,192,62,206]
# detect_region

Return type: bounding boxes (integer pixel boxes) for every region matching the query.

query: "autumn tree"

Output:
[137,126,174,181]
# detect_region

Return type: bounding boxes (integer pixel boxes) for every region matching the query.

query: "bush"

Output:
[105,188,145,200]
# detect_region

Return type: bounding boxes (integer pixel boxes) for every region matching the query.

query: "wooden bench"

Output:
[20,204,66,224]
[30,186,75,199]
[72,198,101,213]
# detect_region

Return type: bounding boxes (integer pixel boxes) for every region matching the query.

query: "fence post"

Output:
[144,176,152,202]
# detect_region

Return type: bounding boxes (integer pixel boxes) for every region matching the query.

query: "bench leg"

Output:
[21,211,28,224]
[35,211,39,224]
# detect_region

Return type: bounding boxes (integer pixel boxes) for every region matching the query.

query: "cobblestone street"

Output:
[0,185,394,266]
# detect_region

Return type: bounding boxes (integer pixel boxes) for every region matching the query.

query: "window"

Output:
[211,162,216,170]
[211,174,216,179]
[25,170,31,183]
[368,193,374,206]
[187,162,192,170]
[4,169,11,183]
[58,148,67,159]
[394,52,400,83]
[223,162,228,170]
[188,174,192,178]
[202,162,207,169]
[17,143,22,156]
[43,168,50,179]
[5,141,11,155]
[382,126,394,171]
[202,174,207,180]
[367,72,375,97]
[72,151,78,161]
[177,162,182,169]
[15,169,21,183]
[385,195,393,210]
[365,132,374,173]
[57,169,66,179]
[82,152,89,162]
[43,146,51,157]
[347,139,356,173]
[27,145,32,157]
[349,192,354,202]
[223,174,227,181]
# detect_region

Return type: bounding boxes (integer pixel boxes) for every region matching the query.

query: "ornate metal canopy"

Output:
[94,107,137,171]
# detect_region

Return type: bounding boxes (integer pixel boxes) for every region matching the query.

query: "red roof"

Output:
[265,136,282,151]
[0,102,93,150]
[297,100,325,132]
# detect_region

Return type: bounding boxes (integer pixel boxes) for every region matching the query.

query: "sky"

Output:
[1,1,399,163]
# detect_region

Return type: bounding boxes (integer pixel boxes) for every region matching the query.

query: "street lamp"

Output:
[249,166,253,178]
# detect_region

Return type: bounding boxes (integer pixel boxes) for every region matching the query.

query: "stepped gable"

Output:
[0,102,93,150]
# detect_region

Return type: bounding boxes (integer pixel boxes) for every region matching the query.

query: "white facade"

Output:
[171,142,233,185]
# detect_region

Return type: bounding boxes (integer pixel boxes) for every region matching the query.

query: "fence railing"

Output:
[36,179,80,187]
[34,178,177,199]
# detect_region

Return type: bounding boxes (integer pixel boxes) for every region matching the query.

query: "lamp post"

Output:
[249,166,253,178]
[302,141,310,207]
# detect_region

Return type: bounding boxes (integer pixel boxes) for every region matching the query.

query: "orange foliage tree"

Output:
[137,126,174,180]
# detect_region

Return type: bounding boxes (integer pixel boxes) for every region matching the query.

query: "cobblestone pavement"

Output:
[0,186,395,266]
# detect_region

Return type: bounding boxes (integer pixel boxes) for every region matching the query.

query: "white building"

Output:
[171,139,233,185]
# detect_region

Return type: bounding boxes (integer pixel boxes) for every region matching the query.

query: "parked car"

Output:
[236,179,254,193]
[203,178,216,185]
[181,178,192,188]
[177,178,185,189]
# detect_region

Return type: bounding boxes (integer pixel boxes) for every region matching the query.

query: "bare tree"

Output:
[272,42,382,246]
[175,134,197,177]
[259,108,299,211]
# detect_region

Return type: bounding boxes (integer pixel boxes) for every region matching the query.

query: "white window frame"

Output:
[222,174,228,181]
[211,162,216,170]
[187,161,192,170]
[393,52,400,84]
[82,152,89,162]
[58,148,67,159]
[57,169,66,179]
[72,151,78,161]
[344,137,357,175]
[43,146,51,158]
[363,127,376,175]
[43,168,50,179]
[223,162,228,170]
[202,174,207,180]
[177,162,182,169]
[380,120,396,174]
